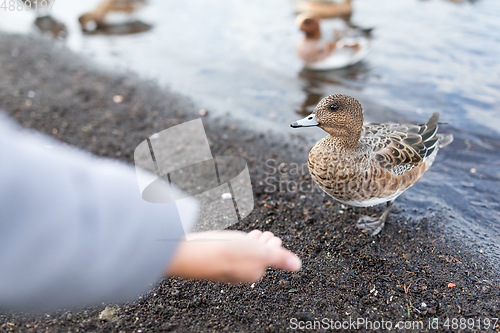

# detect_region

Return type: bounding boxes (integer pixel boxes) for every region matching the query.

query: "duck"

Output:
[294,0,352,19]
[34,15,68,39]
[291,94,453,235]
[78,0,146,33]
[296,14,371,71]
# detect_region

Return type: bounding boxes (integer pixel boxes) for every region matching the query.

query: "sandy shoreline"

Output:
[0,34,498,332]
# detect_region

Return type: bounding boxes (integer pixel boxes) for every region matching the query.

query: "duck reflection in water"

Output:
[297,62,371,115]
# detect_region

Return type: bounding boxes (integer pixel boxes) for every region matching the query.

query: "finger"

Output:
[266,247,302,272]
[258,231,275,244]
[247,230,262,240]
[266,236,282,248]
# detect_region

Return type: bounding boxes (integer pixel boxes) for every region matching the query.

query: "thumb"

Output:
[266,247,302,272]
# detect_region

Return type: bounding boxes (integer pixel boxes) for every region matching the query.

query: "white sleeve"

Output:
[0,114,198,311]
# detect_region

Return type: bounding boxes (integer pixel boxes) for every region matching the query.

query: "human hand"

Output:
[165,230,301,284]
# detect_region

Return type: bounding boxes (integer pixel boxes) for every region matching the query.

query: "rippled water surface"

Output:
[1,0,499,266]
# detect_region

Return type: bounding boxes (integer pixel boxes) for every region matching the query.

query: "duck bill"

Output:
[290,114,319,128]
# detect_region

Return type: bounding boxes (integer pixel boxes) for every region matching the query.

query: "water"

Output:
[1,0,499,266]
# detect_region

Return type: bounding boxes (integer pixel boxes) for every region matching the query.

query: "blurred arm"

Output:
[0,114,194,311]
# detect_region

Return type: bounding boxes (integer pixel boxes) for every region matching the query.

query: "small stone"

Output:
[448,283,456,288]
[420,302,427,309]
[113,95,124,103]
[470,168,477,173]
[99,306,119,321]
[221,193,232,200]
[66,313,73,321]
[405,263,419,274]
[278,279,290,289]
[28,91,36,98]
[198,108,208,116]
[161,323,178,331]
[294,312,311,321]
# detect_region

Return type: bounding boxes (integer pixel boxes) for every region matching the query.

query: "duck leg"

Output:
[356,200,394,236]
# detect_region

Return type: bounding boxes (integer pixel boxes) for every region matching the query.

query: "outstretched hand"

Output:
[166,230,301,284]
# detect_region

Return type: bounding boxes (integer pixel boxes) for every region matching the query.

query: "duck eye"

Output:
[329,104,338,111]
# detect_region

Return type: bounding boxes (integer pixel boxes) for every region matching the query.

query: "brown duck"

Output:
[78,0,146,32]
[294,0,353,19]
[296,14,371,70]
[291,94,453,235]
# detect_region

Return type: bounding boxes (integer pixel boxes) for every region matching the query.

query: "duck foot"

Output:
[355,200,394,236]
[356,216,385,236]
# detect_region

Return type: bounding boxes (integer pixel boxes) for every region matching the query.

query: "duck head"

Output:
[291,94,363,149]
[296,14,321,40]
[79,13,98,32]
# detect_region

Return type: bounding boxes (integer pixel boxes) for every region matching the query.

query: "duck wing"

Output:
[361,113,440,175]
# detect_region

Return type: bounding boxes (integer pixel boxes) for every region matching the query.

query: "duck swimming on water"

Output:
[296,15,371,71]
[291,94,453,235]
[294,0,353,19]
[78,0,147,33]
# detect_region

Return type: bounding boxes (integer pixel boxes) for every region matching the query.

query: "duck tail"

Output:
[420,112,439,142]
[426,112,453,149]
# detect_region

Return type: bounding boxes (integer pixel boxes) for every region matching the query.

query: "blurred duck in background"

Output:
[296,14,371,71]
[78,0,150,34]
[34,16,67,39]
[294,0,352,19]
[18,0,67,39]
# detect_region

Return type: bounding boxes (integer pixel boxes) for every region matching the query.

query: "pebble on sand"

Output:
[113,95,124,103]
[99,306,119,321]
[278,279,290,289]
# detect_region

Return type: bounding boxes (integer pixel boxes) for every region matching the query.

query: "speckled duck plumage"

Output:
[291,94,453,235]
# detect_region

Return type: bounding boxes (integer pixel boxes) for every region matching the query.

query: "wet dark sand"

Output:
[0,34,499,332]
